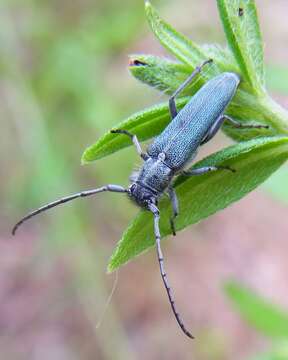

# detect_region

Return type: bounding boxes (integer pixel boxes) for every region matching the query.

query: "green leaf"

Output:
[145,1,206,67]
[129,54,196,95]
[108,136,288,271]
[145,1,228,77]
[225,281,288,339]
[81,98,188,163]
[129,47,240,95]
[201,44,238,70]
[217,0,265,92]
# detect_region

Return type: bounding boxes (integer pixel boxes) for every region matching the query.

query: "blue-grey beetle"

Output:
[12,59,268,338]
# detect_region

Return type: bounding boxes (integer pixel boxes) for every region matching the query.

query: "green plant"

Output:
[82,0,288,271]
[225,282,288,360]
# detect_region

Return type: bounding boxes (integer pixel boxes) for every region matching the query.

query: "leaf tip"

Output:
[107,261,116,274]
[128,55,148,68]
[80,158,88,166]
[80,151,89,165]
[144,0,151,7]
[81,148,95,165]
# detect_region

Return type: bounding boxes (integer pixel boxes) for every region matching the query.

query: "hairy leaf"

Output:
[145,1,205,67]
[144,1,228,77]
[108,136,288,271]
[129,50,239,95]
[217,0,265,93]
[129,54,196,94]
[81,98,188,163]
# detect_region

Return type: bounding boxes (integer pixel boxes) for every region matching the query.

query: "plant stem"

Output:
[260,95,288,135]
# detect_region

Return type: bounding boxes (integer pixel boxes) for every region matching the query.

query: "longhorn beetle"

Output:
[12,59,268,339]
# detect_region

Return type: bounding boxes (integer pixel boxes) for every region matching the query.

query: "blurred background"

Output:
[1,0,288,359]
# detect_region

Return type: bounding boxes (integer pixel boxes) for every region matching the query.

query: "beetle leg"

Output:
[200,115,225,145]
[168,59,213,119]
[222,115,269,129]
[111,129,148,160]
[201,114,269,146]
[182,165,235,176]
[168,186,179,236]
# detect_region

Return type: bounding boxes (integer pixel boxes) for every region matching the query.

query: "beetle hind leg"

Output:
[201,114,269,146]
[223,115,269,129]
[201,115,225,145]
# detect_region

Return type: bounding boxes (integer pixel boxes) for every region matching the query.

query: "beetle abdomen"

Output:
[147,72,240,170]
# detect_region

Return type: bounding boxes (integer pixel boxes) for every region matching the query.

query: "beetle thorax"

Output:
[128,155,174,208]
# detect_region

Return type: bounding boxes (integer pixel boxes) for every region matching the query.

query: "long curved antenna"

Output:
[149,203,194,339]
[12,184,127,235]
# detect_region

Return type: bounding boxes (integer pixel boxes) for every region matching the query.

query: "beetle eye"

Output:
[130,184,136,192]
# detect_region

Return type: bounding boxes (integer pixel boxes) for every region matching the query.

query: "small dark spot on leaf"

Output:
[129,59,148,67]
[238,7,244,16]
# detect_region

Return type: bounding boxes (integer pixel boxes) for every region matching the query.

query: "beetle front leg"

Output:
[168,186,179,236]
[111,129,148,160]
[182,165,235,176]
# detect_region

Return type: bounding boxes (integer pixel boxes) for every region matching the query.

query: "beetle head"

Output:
[128,183,157,209]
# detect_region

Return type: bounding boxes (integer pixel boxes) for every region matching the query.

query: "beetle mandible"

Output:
[12,59,268,339]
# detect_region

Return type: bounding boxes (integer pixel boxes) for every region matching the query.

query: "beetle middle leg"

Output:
[111,129,148,160]
[169,59,213,119]
[182,165,235,176]
[168,186,179,236]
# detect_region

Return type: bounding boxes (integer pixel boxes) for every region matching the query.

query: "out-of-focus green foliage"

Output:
[1,1,146,358]
[251,341,288,360]
[263,66,288,203]
[266,65,288,95]
[225,282,288,339]
[226,282,288,360]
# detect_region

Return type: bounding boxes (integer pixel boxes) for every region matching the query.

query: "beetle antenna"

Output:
[12,184,127,235]
[149,203,194,339]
